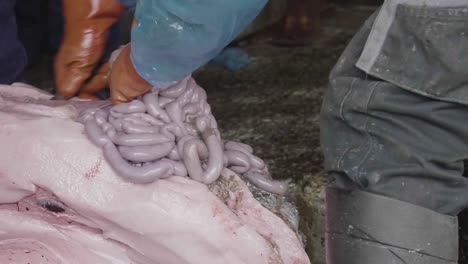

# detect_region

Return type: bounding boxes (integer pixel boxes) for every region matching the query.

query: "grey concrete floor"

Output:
[23,5,376,263]
[196,6,375,263]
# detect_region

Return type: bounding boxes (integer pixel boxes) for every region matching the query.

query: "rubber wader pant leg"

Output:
[320,7,468,264]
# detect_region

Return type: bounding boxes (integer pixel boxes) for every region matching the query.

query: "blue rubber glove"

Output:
[130,0,267,88]
[209,48,251,72]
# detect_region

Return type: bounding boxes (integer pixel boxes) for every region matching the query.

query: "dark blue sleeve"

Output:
[0,0,27,84]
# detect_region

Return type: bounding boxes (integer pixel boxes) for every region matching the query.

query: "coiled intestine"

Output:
[78,77,289,195]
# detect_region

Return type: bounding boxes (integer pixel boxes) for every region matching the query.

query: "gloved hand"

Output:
[108,44,152,104]
[56,0,267,104]
[54,0,127,99]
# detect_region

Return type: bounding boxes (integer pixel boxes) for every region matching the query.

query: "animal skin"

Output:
[0,83,311,264]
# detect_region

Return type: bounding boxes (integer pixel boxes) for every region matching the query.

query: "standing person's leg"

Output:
[321,4,468,263]
[0,0,27,84]
[270,0,325,47]
[284,0,322,37]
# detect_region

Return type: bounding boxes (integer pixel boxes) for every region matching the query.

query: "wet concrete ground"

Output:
[24,5,376,263]
[196,6,375,263]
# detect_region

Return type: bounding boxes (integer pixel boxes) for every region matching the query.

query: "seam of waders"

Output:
[355,82,380,187]
[335,79,357,172]
[335,78,380,187]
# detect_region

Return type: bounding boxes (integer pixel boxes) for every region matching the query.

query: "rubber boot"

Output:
[325,187,459,264]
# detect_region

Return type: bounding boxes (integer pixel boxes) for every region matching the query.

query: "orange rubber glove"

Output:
[54,0,127,99]
[108,43,153,105]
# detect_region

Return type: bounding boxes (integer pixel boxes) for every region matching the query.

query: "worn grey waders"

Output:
[321,1,468,262]
[325,188,458,264]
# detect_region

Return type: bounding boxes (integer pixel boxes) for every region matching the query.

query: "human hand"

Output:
[54,0,126,99]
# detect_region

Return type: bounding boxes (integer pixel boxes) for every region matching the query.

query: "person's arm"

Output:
[131,0,267,87]
[108,0,267,104]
